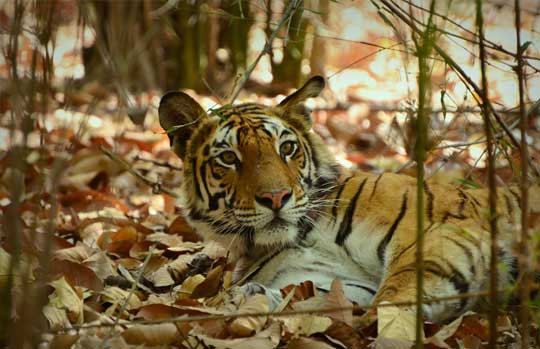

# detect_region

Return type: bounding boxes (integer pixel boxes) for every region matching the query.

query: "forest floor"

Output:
[1,87,540,349]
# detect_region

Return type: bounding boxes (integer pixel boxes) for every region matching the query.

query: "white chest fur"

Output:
[245,218,385,305]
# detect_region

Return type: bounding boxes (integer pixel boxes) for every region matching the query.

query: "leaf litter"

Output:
[1,89,538,349]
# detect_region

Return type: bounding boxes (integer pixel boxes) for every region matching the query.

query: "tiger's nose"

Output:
[255,189,292,210]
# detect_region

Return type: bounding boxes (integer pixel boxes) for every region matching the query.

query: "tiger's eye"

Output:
[219,151,237,165]
[280,141,296,157]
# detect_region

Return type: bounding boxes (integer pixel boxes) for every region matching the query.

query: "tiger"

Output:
[158,76,540,323]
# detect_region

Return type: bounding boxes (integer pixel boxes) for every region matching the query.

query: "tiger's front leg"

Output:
[373,224,495,323]
[239,282,284,310]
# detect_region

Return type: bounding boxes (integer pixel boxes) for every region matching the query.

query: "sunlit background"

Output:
[2,0,540,174]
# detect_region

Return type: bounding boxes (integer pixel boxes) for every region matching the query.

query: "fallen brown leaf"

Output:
[50,259,103,291]
[191,264,224,299]
[122,323,179,345]
[186,321,281,349]
[286,337,337,349]
[229,294,269,337]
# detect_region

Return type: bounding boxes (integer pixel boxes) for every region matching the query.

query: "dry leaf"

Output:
[168,214,200,242]
[167,254,197,278]
[166,241,205,253]
[135,303,206,320]
[115,258,142,270]
[191,264,224,299]
[43,305,71,329]
[461,335,482,349]
[325,279,353,326]
[83,251,116,280]
[229,294,269,337]
[371,336,414,349]
[98,226,141,256]
[146,265,175,287]
[377,303,420,342]
[49,334,80,349]
[146,232,184,247]
[122,323,179,345]
[325,320,369,349]
[425,311,474,348]
[101,286,142,311]
[293,279,353,326]
[50,259,103,291]
[282,315,332,337]
[286,337,336,349]
[186,321,281,349]
[53,244,92,263]
[177,274,206,299]
[49,277,84,324]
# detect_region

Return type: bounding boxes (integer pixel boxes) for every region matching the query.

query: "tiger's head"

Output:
[159,77,338,260]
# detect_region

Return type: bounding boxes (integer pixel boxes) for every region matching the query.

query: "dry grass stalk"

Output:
[514,0,531,347]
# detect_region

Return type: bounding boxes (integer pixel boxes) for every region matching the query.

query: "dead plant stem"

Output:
[514,0,531,346]
[475,2,499,348]
[412,2,435,347]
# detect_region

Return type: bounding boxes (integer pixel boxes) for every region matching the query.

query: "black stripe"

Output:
[219,122,236,140]
[208,191,225,211]
[444,236,476,275]
[244,227,255,250]
[377,191,408,263]
[369,173,384,201]
[509,188,521,209]
[442,191,468,222]
[344,282,377,295]
[335,178,368,245]
[192,158,203,199]
[297,215,315,240]
[458,188,480,217]
[244,248,291,283]
[425,259,469,309]
[332,176,354,219]
[457,190,467,216]
[424,182,434,222]
[504,193,515,221]
[392,223,442,263]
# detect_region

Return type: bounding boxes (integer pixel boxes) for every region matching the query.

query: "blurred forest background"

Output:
[1,0,540,348]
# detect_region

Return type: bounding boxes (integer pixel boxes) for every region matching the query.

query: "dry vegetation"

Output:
[1,0,540,348]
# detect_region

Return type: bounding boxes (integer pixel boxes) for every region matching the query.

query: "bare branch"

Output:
[229,0,301,103]
[100,145,179,198]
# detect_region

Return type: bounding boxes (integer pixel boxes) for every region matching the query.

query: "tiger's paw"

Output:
[239,282,283,311]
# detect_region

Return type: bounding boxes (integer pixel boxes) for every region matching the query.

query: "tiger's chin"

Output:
[252,222,298,251]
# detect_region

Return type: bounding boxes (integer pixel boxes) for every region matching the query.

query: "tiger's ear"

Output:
[278,76,325,128]
[159,91,207,159]
[278,76,325,109]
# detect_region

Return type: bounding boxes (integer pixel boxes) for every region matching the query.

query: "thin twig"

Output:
[412,2,435,346]
[475,2,499,348]
[133,154,183,171]
[229,0,301,103]
[100,145,179,198]
[102,244,157,346]
[378,0,540,177]
[47,283,540,334]
[394,0,540,62]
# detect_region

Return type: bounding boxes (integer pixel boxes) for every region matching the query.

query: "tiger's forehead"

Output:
[210,104,292,150]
